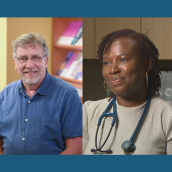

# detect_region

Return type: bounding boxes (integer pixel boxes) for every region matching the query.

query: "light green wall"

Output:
[0,18,52,92]
[0,18,7,92]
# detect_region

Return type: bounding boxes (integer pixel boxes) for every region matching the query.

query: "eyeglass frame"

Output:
[15,56,45,63]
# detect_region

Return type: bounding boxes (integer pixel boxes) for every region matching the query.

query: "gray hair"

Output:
[12,32,49,59]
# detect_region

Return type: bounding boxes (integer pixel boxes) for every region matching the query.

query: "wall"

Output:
[0,18,7,91]
[7,18,52,85]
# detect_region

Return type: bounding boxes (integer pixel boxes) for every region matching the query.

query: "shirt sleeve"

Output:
[60,90,82,140]
[0,93,4,140]
[162,105,172,155]
[82,101,89,154]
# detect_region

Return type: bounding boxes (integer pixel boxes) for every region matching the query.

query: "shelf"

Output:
[52,18,83,103]
[54,44,82,52]
[54,75,82,88]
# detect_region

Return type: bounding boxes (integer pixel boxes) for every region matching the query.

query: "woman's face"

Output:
[102,37,147,99]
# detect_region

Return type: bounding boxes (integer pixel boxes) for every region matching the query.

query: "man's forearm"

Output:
[60,147,82,155]
[59,137,82,155]
[0,139,4,155]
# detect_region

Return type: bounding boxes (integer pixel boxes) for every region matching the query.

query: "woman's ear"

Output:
[146,59,152,74]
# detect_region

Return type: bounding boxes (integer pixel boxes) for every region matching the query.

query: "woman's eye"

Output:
[103,61,109,65]
[120,59,126,62]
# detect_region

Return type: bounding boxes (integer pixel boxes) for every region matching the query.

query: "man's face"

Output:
[14,44,48,88]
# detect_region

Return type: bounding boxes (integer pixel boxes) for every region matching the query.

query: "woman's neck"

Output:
[116,90,148,107]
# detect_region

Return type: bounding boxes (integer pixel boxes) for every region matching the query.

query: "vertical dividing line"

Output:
[140,18,142,33]
[94,17,96,59]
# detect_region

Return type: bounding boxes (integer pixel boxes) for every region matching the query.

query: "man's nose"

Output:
[25,58,35,68]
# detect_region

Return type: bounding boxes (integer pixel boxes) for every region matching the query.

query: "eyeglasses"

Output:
[16,56,44,63]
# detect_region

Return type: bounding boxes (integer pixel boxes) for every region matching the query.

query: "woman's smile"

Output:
[109,77,124,84]
[102,37,147,99]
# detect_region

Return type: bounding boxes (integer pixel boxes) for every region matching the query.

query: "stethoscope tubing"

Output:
[98,97,116,126]
[92,96,151,154]
[130,97,151,142]
[95,125,114,151]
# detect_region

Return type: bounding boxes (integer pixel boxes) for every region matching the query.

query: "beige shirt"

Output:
[83,97,172,155]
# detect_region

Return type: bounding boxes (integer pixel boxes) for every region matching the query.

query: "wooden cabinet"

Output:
[52,18,83,102]
[95,18,141,56]
[83,18,95,59]
[83,17,172,60]
[141,18,172,59]
[83,18,140,59]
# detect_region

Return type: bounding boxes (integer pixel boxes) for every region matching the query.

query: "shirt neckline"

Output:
[17,70,49,96]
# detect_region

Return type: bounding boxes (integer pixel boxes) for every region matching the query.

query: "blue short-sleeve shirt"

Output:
[0,71,82,155]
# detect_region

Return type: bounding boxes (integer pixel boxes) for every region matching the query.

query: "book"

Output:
[75,36,82,46]
[71,24,83,45]
[56,22,73,45]
[60,53,78,77]
[56,52,73,76]
[66,22,82,45]
[65,53,82,79]
[57,22,83,45]
[74,57,82,81]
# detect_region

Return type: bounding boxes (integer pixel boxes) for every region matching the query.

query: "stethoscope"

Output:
[91,96,151,155]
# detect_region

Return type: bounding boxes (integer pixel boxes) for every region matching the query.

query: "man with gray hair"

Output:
[0,32,82,155]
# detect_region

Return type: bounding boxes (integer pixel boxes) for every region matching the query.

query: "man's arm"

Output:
[0,139,3,155]
[60,137,82,155]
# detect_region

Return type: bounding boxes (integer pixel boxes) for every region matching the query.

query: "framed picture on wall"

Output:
[159,60,172,104]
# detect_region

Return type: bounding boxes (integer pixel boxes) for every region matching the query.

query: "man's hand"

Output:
[60,137,82,155]
[0,139,3,155]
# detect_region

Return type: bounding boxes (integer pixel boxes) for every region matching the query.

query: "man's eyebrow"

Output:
[32,54,41,56]
[18,55,27,58]
[18,54,41,58]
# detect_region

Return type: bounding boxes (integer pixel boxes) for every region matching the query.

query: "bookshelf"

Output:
[52,18,83,102]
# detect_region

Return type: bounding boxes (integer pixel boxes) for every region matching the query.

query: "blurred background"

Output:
[0,17,83,102]
[1,18,172,104]
[83,18,172,104]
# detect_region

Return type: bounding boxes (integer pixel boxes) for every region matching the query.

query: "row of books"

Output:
[57,22,83,45]
[57,52,82,81]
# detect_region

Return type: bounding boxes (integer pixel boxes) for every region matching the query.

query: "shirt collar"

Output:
[36,70,49,95]
[17,70,50,96]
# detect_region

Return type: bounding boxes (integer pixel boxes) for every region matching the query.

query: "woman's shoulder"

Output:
[83,98,110,119]
[83,98,110,125]
[83,98,109,109]
[151,96,172,109]
[150,97,172,120]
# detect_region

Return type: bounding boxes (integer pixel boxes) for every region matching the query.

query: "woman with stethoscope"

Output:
[83,29,172,155]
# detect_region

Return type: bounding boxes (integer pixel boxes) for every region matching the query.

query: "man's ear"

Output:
[14,59,17,71]
[45,57,49,69]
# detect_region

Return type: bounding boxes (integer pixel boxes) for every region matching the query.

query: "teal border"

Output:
[0,155,171,171]
[0,0,171,172]
[0,0,171,17]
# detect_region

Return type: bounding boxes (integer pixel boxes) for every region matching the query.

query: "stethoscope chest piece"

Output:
[91,96,150,155]
[121,140,136,155]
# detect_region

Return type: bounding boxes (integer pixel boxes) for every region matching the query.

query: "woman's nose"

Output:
[110,62,120,74]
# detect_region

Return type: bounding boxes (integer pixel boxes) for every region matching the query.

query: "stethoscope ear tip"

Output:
[106,150,113,154]
[91,149,96,153]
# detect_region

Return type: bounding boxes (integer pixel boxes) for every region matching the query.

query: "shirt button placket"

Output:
[21,99,30,154]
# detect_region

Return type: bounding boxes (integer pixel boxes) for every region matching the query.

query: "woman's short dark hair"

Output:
[97,28,161,99]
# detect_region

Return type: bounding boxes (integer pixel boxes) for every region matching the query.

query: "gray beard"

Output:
[22,76,40,85]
